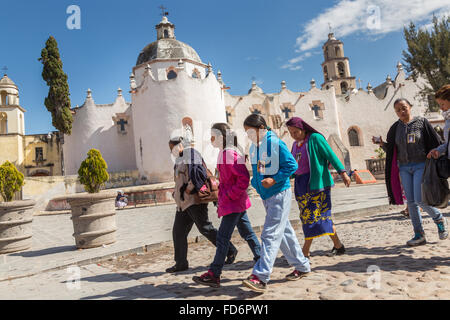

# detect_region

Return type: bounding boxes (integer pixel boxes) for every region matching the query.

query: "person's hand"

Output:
[427,149,440,159]
[341,172,351,187]
[261,177,276,189]
[372,136,384,146]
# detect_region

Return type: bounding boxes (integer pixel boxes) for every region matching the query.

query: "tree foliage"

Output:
[0,161,24,202]
[402,15,450,112]
[39,36,73,134]
[78,149,109,194]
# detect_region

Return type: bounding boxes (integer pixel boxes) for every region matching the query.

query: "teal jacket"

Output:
[303,133,345,192]
[250,131,298,200]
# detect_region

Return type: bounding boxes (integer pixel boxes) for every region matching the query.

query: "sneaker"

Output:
[242,274,267,293]
[406,233,427,246]
[192,270,220,288]
[165,264,188,273]
[285,269,309,281]
[225,249,238,265]
[327,244,346,257]
[436,218,449,240]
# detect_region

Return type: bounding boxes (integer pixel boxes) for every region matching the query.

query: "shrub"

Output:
[0,161,25,202]
[78,149,109,193]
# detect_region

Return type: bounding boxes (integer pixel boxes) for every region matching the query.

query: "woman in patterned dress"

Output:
[286,117,351,259]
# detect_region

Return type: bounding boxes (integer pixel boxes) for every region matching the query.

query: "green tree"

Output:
[78,149,109,194]
[0,161,25,202]
[402,15,450,112]
[39,36,73,135]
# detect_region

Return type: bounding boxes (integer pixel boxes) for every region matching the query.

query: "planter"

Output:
[0,200,36,254]
[66,191,117,249]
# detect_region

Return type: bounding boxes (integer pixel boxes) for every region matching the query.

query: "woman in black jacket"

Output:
[372,98,448,246]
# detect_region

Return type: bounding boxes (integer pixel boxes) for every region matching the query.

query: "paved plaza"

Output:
[0,183,449,300]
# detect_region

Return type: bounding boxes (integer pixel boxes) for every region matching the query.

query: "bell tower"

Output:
[321,33,356,95]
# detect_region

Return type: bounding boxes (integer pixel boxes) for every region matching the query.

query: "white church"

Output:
[63,16,444,184]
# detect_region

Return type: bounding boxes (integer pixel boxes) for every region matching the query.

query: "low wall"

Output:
[22,170,148,212]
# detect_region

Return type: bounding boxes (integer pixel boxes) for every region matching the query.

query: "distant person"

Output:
[193,123,261,288]
[166,136,237,273]
[286,117,351,260]
[373,98,448,246]
[241,114,310,293]
[115,191,128,209]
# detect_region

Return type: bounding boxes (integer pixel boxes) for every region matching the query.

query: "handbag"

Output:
[193,161,219,204]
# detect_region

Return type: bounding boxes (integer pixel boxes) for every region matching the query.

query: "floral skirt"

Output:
[294,173,334,240]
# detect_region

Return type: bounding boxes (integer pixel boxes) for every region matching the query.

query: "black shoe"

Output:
[166,264,188,273]
[327,245,345,257]
[192,270,220,288]
[225,250,238,264]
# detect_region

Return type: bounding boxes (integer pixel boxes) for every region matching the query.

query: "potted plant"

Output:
[0,161,36,254]
[66,149,117,249]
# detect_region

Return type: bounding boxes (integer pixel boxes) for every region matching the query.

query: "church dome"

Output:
[136,38,202,66]
[0,74,17,88]
[136,16,203,66]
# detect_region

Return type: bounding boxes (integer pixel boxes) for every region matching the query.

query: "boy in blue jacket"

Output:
[241,115,310,293]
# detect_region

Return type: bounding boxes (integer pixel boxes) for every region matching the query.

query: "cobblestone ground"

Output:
[99,208,450,300]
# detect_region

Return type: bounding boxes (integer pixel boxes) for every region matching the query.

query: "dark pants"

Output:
[173,203,237,268]
[210,211,261,278]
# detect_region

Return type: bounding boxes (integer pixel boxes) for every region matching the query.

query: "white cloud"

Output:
[282,0,450,71]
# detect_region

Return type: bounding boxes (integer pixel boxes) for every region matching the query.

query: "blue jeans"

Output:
[210,211,261,277]
[252,188,310,283]
[399,162,443,234]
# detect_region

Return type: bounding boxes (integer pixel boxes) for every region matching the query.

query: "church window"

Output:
[323,66,329,82]
[340,81,348,94]
[182,117,194,144]
[325,47,329,60]
[280,103,294,119]
[35,147,44,162]
[192,69,200,79]
[335,47,341,57]
[348,128,361,146]
[338,62,346,78]
[309,101,325,120]
[167,70,177,80]
[0,91,8,105]
[0,112,7,134]
[164,29,169,38]
[250,104,263,115]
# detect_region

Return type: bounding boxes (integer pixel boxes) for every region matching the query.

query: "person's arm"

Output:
[270,140,298,183]
[314,134,345,173]
[226,151,250,200]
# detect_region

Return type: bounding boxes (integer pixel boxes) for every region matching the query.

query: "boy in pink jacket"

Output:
[192,123,261,288]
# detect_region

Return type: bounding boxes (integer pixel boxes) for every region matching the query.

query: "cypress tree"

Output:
[39,36,73,134]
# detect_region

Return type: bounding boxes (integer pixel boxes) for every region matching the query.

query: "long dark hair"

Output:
[211,123,238,149]
[243,114,271,131]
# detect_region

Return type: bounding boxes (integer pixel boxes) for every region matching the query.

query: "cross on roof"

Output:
[159,5,169,17]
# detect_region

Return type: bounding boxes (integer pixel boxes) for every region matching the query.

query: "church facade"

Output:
[62,17,443,184]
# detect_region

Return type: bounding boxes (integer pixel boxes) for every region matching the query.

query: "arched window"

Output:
[340,81,348,94]
[348,128,360,146]
[0,112,7,134]
[167,70,177,80]
[337,62,346,78]
[0,91,8,105]
[335,46,341,57]
[164,29,169,38]
[192,69,200,79]
[323,66,329,82]
[325,47,329,60]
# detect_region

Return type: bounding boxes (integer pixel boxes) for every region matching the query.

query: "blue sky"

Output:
[1,0,449,134]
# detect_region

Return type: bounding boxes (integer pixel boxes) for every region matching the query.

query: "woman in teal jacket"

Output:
[286,117,351,259]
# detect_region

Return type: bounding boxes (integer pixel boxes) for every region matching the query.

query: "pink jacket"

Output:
[217,148,252,217]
